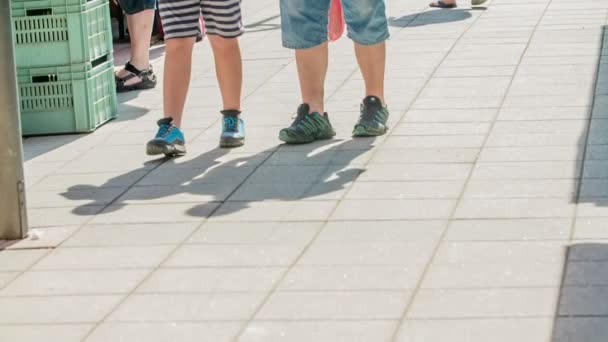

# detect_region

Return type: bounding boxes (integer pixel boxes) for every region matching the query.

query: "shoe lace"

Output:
[293,113,319,135]
[157,124,172,138]
[359,103,377,123]
[223,116,239,132]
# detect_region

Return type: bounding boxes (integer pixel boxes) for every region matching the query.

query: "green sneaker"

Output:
[279,104,336,144]
[353,95,389,137]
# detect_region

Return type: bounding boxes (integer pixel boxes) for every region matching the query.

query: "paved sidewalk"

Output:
[2,0,608,341]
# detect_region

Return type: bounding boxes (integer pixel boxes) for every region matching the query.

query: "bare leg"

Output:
[116,9,155,85]
[295,42,329,114]
[208,35,242,111]
[354,41,386,104]
[163,37,196,127]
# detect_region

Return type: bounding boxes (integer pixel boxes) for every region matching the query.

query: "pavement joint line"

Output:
[72,6,289,341]
[52,38,297,250]
[71,43,351,328]
[0,248,53,293]
[229,6,453,340]
[71,25,297,340]
[9,1,608,338]
[77,144,279,342]
[226,78,377,342]
[387,0,569,338]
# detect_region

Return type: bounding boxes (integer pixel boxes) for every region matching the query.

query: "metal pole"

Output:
[0,1,28,240]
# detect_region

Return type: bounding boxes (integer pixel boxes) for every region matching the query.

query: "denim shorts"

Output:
[280,0,389,49]
[117,0,156,15]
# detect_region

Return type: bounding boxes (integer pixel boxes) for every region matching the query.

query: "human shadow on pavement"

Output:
[575,26,608,208]
[62,137,377,218]
[389,9,475,28]
[551,243,608,342]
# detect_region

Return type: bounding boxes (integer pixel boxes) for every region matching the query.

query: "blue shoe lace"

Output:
[223,116,239,133]
[156,124,172,139]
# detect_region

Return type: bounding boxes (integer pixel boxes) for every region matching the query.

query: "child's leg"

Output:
[208,35,242,111]
[147,0,201,156]
[163,37,196,127]
[201,0,246,148]
[156,0,203,127]
[201,0,244,112]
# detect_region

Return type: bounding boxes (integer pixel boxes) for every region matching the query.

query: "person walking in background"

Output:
[113,0,158,92]
[145,0,245,156]
[278,0,391,145]
[430,0,488,8]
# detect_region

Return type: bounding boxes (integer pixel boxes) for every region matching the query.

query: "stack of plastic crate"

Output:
[11,0,117,135]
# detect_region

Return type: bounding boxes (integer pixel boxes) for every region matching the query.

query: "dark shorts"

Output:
[117,0,156,15]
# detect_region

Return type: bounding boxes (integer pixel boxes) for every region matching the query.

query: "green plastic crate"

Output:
[18,55,118,135]
[11,0,113,68]
[11,0,96,5]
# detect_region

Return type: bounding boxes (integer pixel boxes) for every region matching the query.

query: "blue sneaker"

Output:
[220,110,245,148]
[146,117,186,156]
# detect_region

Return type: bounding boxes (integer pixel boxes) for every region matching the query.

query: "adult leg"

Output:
[354,42,386,104]
[343,0,390,136]
[296,43,329,115]
[115,0,156,87]
[278,0,335,144]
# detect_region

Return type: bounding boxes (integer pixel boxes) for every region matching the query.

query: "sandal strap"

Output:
[116,62,154,85]
[430,1,456,7]
[116,72,139,85]
[124,61,143,76]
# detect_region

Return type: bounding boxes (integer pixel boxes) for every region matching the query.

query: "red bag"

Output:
[328,0,345,42]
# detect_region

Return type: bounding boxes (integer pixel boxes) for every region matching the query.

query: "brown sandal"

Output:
[429,1,457,8]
